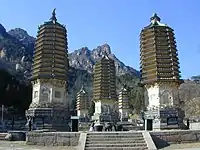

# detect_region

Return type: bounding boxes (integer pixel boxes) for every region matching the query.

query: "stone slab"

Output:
[0,141,76,150]
[150,130,200,149]
[26,132,80,146]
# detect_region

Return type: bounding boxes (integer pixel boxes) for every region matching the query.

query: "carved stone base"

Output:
[25,107,70,131]
[79,116,89,122]
[92,100,119,123]
[144,107,185,130]
[92,113,119,123]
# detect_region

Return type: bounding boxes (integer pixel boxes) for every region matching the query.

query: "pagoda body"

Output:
[140,13,184,130]
[118,87,130,121]
[92,53,118,122]
[26,9,70,131]
[76,86,89,122]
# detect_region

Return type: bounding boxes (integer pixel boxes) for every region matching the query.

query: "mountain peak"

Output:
[9,28,29,36]
[95,43,111,55]
[8,28,36,51]
[8,28,35,42]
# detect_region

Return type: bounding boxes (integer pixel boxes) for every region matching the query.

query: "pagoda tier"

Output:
[140,13,181,85]
[76,86,89,111]
[93,53,117,101]
[118,87,129,109]
[32,13,68,81]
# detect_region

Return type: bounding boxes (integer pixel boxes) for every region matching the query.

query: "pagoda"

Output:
[118,86,130,121]
[140,13,184,130]
[92,53,118,122]
[76,86,89,122]
[26,9,70,131]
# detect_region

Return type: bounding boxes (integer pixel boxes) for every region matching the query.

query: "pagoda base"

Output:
[78,116,90,122]
[92,100,119,123]
[120,117,129,122]
[92,113,118,123]
[144,107,186,131]
[25,107,70,131]
[119,109,130,122]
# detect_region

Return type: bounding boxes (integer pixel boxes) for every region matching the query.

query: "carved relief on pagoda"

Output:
[159,90,172,106]
[40,86,51,102]
[101,104,111,114]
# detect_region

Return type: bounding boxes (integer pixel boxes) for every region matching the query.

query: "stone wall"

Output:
[26,131,80,146]
[150,130,200,149]
[190,122,200,130]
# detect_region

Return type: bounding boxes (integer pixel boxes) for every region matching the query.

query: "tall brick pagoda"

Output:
[92,53,118,122]
[140,13,184,130]
[26,9,70,131]
[76,86,89,122]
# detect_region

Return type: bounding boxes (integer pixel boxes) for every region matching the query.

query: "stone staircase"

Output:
[84,132,148,150]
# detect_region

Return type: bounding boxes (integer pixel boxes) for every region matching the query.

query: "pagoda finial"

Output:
[80,85,86,94]
[102,51,110,60]
[50,8,57,23]
[150,13,161,22]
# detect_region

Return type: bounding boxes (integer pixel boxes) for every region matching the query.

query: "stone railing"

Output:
[150,130,200,149]
[26,131,80,146]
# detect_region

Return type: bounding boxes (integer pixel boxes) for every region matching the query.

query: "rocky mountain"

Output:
[0,24,139,78]
[0,24,33,62]
[0,24,140,103]
[69,44,139,76]
[8,28,36,56]
[1,24,200,117]
[0,24,33,78]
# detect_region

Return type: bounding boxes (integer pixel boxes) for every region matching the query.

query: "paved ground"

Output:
[159,142,200,150]
[0,141,76,150]
[1,141,200,150]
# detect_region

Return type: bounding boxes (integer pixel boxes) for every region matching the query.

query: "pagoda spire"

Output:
[50,8,57,23]
[150,13,161,22]
[102,51,110,60]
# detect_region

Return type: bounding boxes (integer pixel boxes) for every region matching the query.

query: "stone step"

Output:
[86,140,146,144]
[85,143,147,147]
[87,135,143,138]
[85,147,148,150]
[87,132,142,135]
[86,137,145,141]
[87,134,143,136]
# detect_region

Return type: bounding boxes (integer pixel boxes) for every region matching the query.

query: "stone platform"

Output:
[144,107,185,131]
[26,107,70,131]
[0,141,77,150]
[26,131,80,146]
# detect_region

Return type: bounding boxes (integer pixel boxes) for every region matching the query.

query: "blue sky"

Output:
[0,0,199,79]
